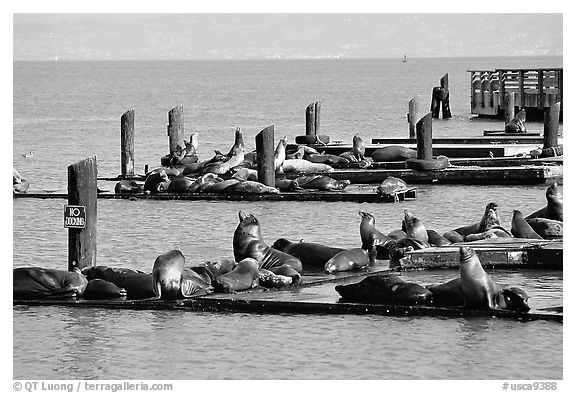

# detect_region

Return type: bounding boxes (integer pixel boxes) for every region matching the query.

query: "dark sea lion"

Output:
[180,267,214,297]
[152,250,187,300]
[233,211,303,277]
[144,170,169,193]
[339,133,366,162]
[459,247,499,309]
[285,145,306,160]
[306,153,348,165]
[13,168,30,193]
[13,267,88,299]
[525,217,563,239]
[294,175,350,191]
[82,279,127,300]
[427,229,452,246]
[225,180,279,194]
[258,268,293,288]
[202,128,246,175]
[402,210,429,243]
[146,166,181,178]
[204,178,241,193]
[453,202,500,237]
[504,109,527,133]
[376,176,407,196]
[335,274,433,306]
[114,179,143,194]
[212,258,260,293]
[385,237,429,267]
[271,238,345,268]
[275,178,302,192]
[358,211,395,259]
[166,177,197,193]
[324,248,371,273]
[442,230,464,243]
[387,229,407,240]
[371,146,417,162]
[526,183,563,222]
[81,266,155,300]
[511,210,543,239]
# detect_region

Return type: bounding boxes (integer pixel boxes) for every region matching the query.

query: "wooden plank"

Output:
[371,136,545,145]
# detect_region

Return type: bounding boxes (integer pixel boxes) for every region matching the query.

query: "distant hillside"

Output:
[13,13,563,60]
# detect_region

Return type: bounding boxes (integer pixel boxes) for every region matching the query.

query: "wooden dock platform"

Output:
[370,135,548,145]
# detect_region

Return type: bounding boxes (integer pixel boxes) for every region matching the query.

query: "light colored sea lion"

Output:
[526,183,563,222]
[202,128,246,175]
[114,179,143,194]
[147,166,181,177]
[13,168,30,193]
[232,167,259,182]
[282,159,334,174]
[151,250,187,300]
[272,238,345,269]
[526,217,563,239]
[179,267,215,297]
[371,146,417,162]
[13,267,88,299]
[225,180,279,194]
[504,109,527,133]
[204,178,241,193]
[258,269,292,288]
[213,258,260,293]
[82,266,155,300]
[358,211,395,259]
[387,229,407,240]
[376,176,407,196]
[274,136,288,172]
[402,210,429,243]
[82,279,127,300]
[459,247,499,309]
[453,202,500,237]
[511,210,543,239]
[307,153,348,165]
[464,227,512,241]
[335,274,433,306]
[324,248,371,273]
[233,211,303,278]
[294,175,350,191]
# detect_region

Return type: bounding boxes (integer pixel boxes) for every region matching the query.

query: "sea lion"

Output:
[335,274,433,306]
[525,217,563,239]
[427,277,530,312]
[232,167,259,182]
[385,237,429,267]
[233,211,303,278]
[13,168,30,193]
[13,267,88,299]
[427,229,452,246]
[504,109,527,133]
[274,136,288,172]
[306,153,348,165]
[151,250,187,300]
[225,180,279,194]
[114,179,143,194]
[402,210,429,243]
[213,258,260,293]
[204,178,241,193]
[324,248,372,273]
[144,170,169,193]
[442,230,464,243]
[282,159,334,174]
[275,178,302,192]
[511,210,543,239]
[82,279,127,300]
[258,269,293,288]
[294,175,350,191]
[453,202,505,238]
[81,266,155,300]
[371,146,417,162]
[339,134,366,162]
[358,211,395,259]
[387,229,407,240]
[202,128,246,175]
[271,238,345,269]
[459,247,499,309]
[166,177,197,193]
[285,146,306,160]
[376,176,407,196]
[526,183,563,222]
[179,267,215,297]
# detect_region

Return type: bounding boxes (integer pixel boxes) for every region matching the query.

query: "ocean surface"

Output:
[12,57,563,380]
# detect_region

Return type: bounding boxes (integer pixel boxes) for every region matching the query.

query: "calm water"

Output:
[12,57,563,380]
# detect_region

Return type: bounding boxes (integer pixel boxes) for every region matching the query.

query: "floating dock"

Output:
[370,135,550,145]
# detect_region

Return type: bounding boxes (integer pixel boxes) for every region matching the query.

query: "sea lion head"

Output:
[359,211,376,225]
[235,211,262,239]
[500,287,530,312]
[479,202,500,231]
[271,238,292,252]
[546,183,562,204]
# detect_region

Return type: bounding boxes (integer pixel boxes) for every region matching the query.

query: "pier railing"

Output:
[469,68,562,118]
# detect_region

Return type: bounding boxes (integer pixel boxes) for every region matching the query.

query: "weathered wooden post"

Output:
[407,96,422,139]
[120,108,135,177]
[440,73,451,118]
[306,101,321,136]
[543,102,561,149]
[430,73,451,119]
[416,112,433,160]
[167,105,185,156]
[256,125,275,187]
[67,155,97,272]
[504,92,516,126]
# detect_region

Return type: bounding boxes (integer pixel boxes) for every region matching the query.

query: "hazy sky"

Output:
[13,13,563,60]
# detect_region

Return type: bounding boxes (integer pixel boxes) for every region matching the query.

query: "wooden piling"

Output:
[440,73,452,118]
[67,156,97,272]
[408,96,422,139]
[120,108,135,177]
[416,112,433,160]
[256,125,275,187]
[167,105,185,156]
[314,100,321,134]
[504,92,515,125]
[306,101,321,135]
[543,102,561,149]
